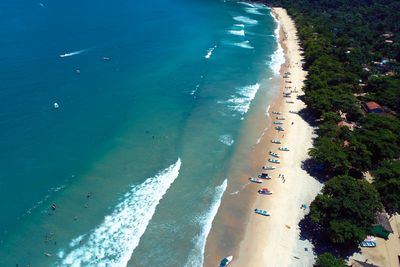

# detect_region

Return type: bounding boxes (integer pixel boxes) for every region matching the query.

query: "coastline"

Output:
[204,7,322,267]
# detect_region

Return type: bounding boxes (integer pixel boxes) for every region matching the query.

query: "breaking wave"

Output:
[233,16,258,25]
[57,159,182,267]
[227,83,260,114]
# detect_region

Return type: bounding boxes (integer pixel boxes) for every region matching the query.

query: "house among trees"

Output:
[363,101,384,113]
[371,212,393,239]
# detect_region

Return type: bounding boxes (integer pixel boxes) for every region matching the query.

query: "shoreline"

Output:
[204,7,322,267]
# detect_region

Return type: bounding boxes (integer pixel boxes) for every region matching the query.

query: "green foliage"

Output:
[310,176,381,245]
[372,160,400,211]
[315,253,346,267]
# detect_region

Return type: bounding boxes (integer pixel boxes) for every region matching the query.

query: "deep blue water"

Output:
[0,0,281,266]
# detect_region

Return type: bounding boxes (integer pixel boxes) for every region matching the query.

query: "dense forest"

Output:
[257,0,400,261]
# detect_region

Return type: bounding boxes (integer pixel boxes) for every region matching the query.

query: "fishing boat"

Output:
[269,151,279,158]
[53,102,59,109]
[272,111,281,114]
[258,188,272,195]
[279,147,289,151]
[271,139,281,144]
[268,159,280,164]
[103,57,111,61]
[289,110,297,114]
[275,126,284,131]
[286,100,294,104]
[218,256,233,267]
[254,209,271,216]
[276,116,285,120]
[258,173,271,179]
[262,165,275,170]
[249,177,262,183]
[274,121,283,125]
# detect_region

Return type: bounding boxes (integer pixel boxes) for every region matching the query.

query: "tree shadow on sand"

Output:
[301,158,331,183]
[298,214,361,260]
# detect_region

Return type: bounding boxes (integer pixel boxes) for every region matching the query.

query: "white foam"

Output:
[190,84,200,95]
[205,45,217,59]
[238,1,255,7]
[234,23,245,28]
[58,159,182,267]
[228,29,245,36]
[245,7,264,15]
[227,83,260,114]
[233,16,258,25]
[59,49,88,58]
[233,40,254,49]
[219,134,235,146]
[184,179,228,267]
[269,12,285,75]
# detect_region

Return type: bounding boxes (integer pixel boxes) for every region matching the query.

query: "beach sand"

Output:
[204,7,323,267]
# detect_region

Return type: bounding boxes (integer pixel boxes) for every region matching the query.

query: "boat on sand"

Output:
[249,177,262,183]
[255,208,271,216]
[218,256,233,267]
[262,165,275,170]
[268,159,280,164]
[258,188,272,195]
[258,173,271,179]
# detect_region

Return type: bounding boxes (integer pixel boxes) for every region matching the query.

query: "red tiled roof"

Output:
[365,101,383,111]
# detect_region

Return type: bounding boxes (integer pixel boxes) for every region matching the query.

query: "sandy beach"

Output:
[204,7,323,267]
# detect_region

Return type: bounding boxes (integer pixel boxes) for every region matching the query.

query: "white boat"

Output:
[272,111,281,114]
[276,116,285,120]
[53,102,59,109]
[249,177,262,183]
[262,165,276,170]
[268,159,280,164]
[269,151,279,158]
[271,139,281,144]
[218,256,233,267]
[279,147,289,151]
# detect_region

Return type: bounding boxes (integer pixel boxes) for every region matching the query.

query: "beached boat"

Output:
[360,241,376,247]
[268,159,280,164]
[258,188,272,195]
[249,177,262,183]
[258,173,271,179]
[269,151,279,158]
[276,116,285,120]
[218,256,233,267]
[262,165,276,170]
[279,147,289,151]
[273,121,283,125]
[289,110,297,114]
[275,126,284,131]
[254,208,270,216]
[286,100,294,104]
[272,111,281,114]
[271,139,281,144]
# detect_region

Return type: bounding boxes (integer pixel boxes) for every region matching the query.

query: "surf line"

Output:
[58,159,182,267]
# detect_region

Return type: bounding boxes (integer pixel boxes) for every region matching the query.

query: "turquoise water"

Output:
[0,0,282,266]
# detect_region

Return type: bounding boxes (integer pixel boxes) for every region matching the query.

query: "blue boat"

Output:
[254,209,270,216]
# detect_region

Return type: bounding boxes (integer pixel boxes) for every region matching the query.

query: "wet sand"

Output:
[204,7,323,267]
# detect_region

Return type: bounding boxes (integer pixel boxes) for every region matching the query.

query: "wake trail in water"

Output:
[56,159,182,267]
[59,49,89,58]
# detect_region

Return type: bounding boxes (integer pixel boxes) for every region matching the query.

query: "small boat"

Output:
[262,165,275,170]
[276,116,285,120]
[274,121,283,125]
[271,139,281,144]
[272,111,281,114]
[279,147,289,151]
[275,126,284,131]
[258,188,272,195]
[360,241,376,247]
[255,208,270,216]
[268,159,280,164]
[44,252,52,257]
[258,173,271,179]
[269,151,279,158]
[53,102,59,109]
[289,110,297,114]
[249,177,262,183]
[103,57,111,61]
[218,256,233,267]
[286,100,294,104]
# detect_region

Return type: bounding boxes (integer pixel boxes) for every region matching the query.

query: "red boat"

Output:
[258,188,272,195]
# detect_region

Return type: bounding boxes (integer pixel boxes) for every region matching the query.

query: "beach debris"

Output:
[285,225,291,229]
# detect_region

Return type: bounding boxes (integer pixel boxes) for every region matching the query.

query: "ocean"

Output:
[0,0,283,266]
